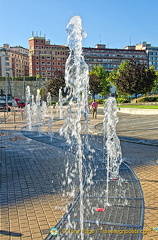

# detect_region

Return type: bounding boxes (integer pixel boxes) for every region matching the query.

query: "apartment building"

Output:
[29,36,148,79]
[0,44,29,77]
[83,44,148,71]
[29,36,68,79]
[136,41,158,70]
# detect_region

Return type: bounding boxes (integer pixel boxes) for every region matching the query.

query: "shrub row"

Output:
[138,97,158,102]
[116,97,131,103]
[0,76,37,81]
[88,99,107,104]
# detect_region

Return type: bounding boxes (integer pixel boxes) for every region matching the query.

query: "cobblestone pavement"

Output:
[0,110,158,240]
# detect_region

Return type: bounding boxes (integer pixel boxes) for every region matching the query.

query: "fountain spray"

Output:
[59,16,89,240]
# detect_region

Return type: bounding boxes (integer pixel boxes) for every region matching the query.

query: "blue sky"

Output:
[0,0,158,49]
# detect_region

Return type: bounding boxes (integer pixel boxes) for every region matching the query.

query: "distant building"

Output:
[83,44,148,71]
[28,36,69,80]
[136,41,158,70]
[28,35,148,79]
[0,44,29,77]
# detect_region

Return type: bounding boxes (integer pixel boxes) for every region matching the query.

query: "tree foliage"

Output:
[46,70,65,97]
[151,70,158,93]
[89,65,110,97]
[111,60,156,97]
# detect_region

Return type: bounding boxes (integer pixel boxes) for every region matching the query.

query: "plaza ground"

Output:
[0,108,158,240]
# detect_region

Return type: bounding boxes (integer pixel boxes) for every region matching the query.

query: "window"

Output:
[42,62,45,65]
[41,56,45,59]
[35,46,38,49]
[36,67,39,70]
[58,68,61,70]
[47,56,51,60]
[36,56,39,60]
[47,62,51,65]
[5,57,9,60]
[36,62,39,65]
[58,57,60,60]
[36,40,38,43]
[47,67,50,70]
[42,67,45,70]
[52,68,56,71]
[36,51,39,54]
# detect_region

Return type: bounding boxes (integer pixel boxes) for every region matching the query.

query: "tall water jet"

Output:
[47,92,51,106]
[36,89,42,135]
[48,110,54,141]
[60,16,89,240]
[26,86,32,130]
[58,88,63,119]
[103,97,122,205]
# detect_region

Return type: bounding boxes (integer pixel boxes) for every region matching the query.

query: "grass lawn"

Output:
[118,105,158,109]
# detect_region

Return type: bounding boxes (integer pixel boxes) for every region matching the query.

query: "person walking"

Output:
[91,100,98,119]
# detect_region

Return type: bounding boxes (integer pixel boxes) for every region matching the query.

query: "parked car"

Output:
[0,94,13,111]
[0,94,25,111]
[14,98,25,108]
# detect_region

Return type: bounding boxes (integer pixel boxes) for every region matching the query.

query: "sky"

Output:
[0,0,158,49]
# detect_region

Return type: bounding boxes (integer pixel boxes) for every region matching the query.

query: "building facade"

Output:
[136,41,158,70]
[29,36,68,79]
[29,36,148,79]
[83,44,148,71]
[0,44,29,77]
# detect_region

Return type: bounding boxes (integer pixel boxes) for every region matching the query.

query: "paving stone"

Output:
[1,113,158,240]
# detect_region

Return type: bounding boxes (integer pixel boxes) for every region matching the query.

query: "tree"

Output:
[111,60,156,98]
[46,70,65,97]
[151,69,158,93]
[89,65,110,98]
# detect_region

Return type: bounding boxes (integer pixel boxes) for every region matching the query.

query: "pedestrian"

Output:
[91,100,98,119]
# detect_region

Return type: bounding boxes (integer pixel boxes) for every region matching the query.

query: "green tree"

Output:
[151,70,158,93]
[89,65,110,97]
[46,70,65,97]
[111,60,156,98]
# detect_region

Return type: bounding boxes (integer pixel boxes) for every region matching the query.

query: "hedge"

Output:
[0,76,37,81]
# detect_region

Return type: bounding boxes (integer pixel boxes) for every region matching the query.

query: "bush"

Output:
[50,101,56,105]
[96,99,105,104]
[88,99,93,105]
[138,97,158,102]
[88,99,106,105]
[0,76,37,81]
[116,97,130,103]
